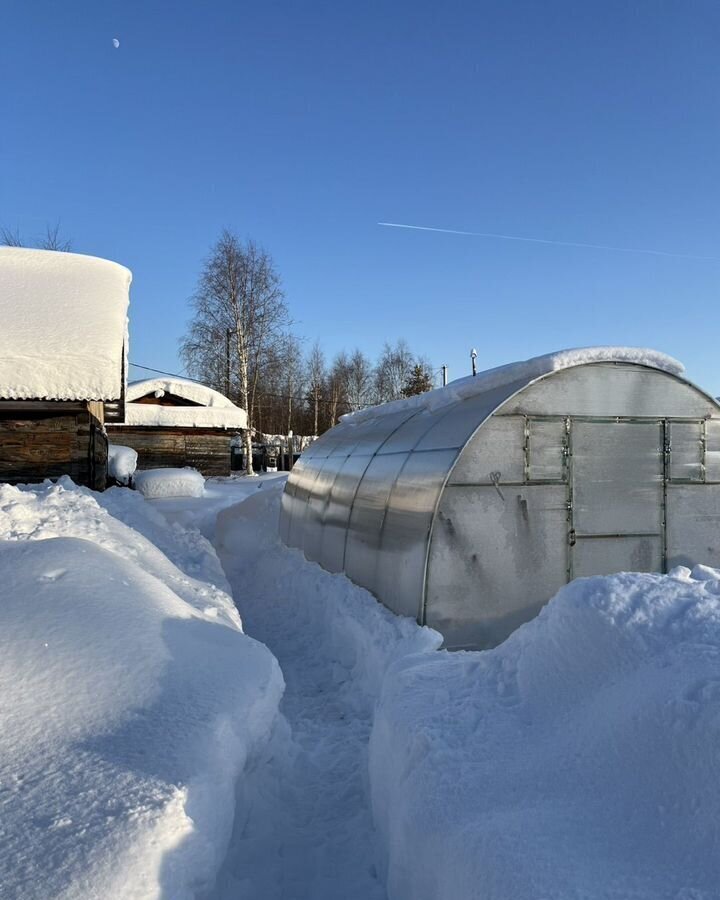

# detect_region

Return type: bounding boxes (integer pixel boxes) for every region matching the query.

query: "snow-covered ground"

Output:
[0,479,282,900]
[3,474,720,900]
[209,486,439,900]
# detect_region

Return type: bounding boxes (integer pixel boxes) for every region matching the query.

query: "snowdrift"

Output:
[370,569,720,900]
[134,467,206,499]
[0,480,283,900]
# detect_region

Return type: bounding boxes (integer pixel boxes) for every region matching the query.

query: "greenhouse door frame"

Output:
[566,416,667,581]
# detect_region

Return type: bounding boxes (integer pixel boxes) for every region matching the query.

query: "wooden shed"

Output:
[0,247,131,490]
[107,377,247,475]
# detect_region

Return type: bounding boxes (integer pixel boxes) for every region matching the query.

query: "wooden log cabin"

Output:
[107,377,247,476]
[0,247,131,490]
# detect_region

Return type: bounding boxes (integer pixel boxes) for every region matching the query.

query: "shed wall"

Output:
[0,402,107,490]
[107,426,233,476]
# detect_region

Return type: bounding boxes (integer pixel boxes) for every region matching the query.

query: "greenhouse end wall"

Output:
[280,361,720,649]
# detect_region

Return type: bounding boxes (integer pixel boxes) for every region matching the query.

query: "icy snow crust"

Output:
[134,467,206,499]
[0,247,131,401]
[124,377,248,429]
[0,479,283,900]
[343,346,685,424]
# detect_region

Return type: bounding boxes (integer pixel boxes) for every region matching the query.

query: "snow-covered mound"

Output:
[0,480,283,900]
[107,443,138,485]
[344,346,685,424]
[0,246,130,401]
[134,467,206,499]
[370,568,720,900]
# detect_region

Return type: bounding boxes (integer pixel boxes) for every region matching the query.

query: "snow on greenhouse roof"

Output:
[127,376,237,408]
[343,347,685,425]
[0,247,131,401]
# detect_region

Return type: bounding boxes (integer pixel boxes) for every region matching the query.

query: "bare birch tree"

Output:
[180,230,289,475]
[1,221,72,251]
[374,339,415,403]
[306,342,326,436]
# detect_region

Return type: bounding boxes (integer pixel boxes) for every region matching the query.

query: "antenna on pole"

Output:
[470,348,478,377]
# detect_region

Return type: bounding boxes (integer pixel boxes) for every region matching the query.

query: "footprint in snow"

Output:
[38,569,67,582]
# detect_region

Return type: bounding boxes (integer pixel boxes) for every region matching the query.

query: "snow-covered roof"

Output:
[123,404,247,429]
[343,347,685,425]
[127,376,237,408]
[122,377,247,429]
[0,247,131,401]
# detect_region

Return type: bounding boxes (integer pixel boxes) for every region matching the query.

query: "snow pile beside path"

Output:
[134,467,206,499]
[0,477,236,626]
[344,346,685,424]
[108,443,138,485]
[0,481,283,900]
[151,474,283,541]
[370,569,720,900]
[216,483,441,710]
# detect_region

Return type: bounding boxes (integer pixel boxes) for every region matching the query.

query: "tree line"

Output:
[180,229,435,444]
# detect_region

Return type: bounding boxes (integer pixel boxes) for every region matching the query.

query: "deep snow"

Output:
[207,485,440,900]
[3,475,720,900]
[208,482,720,900]
[0,479,283,900]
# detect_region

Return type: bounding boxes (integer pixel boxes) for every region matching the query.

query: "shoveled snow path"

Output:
[208,515,388,898]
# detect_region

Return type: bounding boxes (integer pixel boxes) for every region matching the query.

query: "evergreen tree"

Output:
[401,364,434,397]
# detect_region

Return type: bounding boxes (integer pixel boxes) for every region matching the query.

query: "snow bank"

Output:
[370,569,720,900]
[0,247,130,401]
[107,443,138,485]
[134,467,206,499]
[344,346,685,424]
[0,480,283,900]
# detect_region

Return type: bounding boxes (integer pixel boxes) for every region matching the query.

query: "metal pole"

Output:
[471,348,478,377]
[441,365,448,387]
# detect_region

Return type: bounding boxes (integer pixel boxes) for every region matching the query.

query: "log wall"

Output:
[106,426,233,476]
[0,402,107,490]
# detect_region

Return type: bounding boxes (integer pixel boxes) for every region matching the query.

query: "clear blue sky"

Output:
[2,1,719,390]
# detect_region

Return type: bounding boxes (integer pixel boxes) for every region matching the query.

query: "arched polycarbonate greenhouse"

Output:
[280,348,720,649]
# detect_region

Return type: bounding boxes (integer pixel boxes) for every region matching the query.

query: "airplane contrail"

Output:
[377,221,720,261]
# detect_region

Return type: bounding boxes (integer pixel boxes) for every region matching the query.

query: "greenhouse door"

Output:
[570,420,665,578]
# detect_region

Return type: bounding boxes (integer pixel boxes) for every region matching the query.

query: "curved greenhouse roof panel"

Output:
[341,347,685,426]
[280,347,720,650]
[0,247,131,401]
